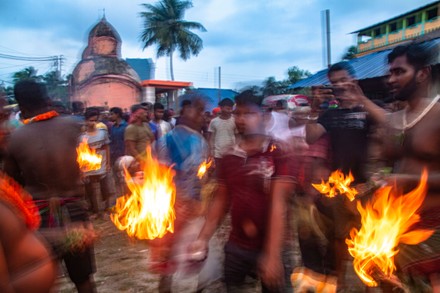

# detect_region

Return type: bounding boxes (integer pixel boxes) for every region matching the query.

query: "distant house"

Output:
[352,1,440,57]
[179,88,238,112]
[125,58,155,80]
[291,1,440,101]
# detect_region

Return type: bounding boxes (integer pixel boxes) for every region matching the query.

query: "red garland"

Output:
[0,173,41,230]
[23,110,59,125]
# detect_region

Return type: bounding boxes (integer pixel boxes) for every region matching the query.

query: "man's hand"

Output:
[311,86,334,110]
[187,239,208,262]
[258,253,284,290]
[336,81,366,105]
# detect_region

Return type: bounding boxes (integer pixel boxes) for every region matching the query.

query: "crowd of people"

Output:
[0,42,439,293]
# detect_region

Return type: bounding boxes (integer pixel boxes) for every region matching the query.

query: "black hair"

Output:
[110,107,123,117]
[84,107,100,120]
[328,61,356,78]
[140,102,153,110]
[218,98,234,107]
[276,99,287,108]
[153,102,165,110]
[234,89,263,107]
[181,99,192,108]
[14,80,50,111]
[388,42,437,70]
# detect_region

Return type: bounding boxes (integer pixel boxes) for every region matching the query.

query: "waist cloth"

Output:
[396,208,440,276]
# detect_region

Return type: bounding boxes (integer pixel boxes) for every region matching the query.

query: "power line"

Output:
[0,53,59,62]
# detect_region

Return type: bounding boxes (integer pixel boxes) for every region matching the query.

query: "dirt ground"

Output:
[53,180,374,293]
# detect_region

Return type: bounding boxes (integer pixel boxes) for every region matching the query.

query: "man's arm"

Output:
[197,183,229,242]
[342,82,387,124]
[125,140,141,160]
[305,122,326,144]
[260,178,295,289]
[190,183,230,256]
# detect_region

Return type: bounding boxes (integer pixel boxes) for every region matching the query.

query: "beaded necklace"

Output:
[397,95,440,146]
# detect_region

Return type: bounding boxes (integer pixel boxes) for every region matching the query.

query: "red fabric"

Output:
[212,107,221,116]
[218,141,296,251]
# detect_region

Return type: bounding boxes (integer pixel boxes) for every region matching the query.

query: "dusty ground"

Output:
[53,180,380,293]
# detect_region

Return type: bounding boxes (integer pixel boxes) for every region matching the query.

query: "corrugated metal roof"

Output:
[290,37,440,89]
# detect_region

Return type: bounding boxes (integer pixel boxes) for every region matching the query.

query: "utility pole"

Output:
[218,66,221,103]
[321,9,332,68]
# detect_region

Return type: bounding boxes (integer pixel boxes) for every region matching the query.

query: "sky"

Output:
[0,0,436,90]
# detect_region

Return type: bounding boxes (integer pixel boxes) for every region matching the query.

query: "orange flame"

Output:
[76,137,102,172]
[197,159,213,179]
[110,147,176,240]
[312,170,358,201]
[346,169,434,287]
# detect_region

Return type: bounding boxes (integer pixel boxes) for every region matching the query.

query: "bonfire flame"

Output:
[346,169,434,287]
[197,159,213,179]
[312,170,358,201]
[111,147,176,240]
[76,137,102,172]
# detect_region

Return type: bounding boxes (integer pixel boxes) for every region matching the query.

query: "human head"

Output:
[109,107,123,122]
[179,97,206,131]
[153,102,165,121]
[71,101,85,115]
[129,104,148,123]
[275,99,287,111]
[327,61,356,86]
[14,80,50,118]
[84,107,100,130]
[141,102,153,121]
[387,42,436,101]
[233,89,264,135]
[218,98,234,116]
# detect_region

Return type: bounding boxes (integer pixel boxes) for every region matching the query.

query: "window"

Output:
[427,8,438,21]
[407,15,416,26]
[374,28,381,36]
[390,22,397,32]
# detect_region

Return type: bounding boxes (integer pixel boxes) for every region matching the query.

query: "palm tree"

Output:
[12,66,42,84]
[139,0,206,81]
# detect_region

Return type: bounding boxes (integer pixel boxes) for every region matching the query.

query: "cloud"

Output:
[0,0,436,90]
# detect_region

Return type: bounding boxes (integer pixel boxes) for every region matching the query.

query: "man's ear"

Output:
[416,66,431,83]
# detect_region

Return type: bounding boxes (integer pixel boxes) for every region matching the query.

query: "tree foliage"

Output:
[139,0,206,80]
[241,65,312,96]
[342,46,357,60]
[6,67,69,105]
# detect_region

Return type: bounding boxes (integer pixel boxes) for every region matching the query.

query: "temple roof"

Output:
[88,16,121,42]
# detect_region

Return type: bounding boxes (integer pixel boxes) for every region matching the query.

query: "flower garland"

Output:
[23,110,59,125]
[0,173,41,230]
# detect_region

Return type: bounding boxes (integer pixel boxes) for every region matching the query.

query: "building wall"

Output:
[71,79,141,110]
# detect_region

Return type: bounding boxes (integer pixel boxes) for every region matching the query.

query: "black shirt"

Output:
[318,106,370,183]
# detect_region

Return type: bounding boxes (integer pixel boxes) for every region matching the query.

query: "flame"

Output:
[312,170,358,201]
[197,159,213,179]
[76,137,102,172]
[346,169,434,287]
[110,147,176,240]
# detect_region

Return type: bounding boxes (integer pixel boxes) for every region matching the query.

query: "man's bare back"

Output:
[4,116,82,199]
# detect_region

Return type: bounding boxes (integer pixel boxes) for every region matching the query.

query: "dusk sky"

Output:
[0,0,435,90]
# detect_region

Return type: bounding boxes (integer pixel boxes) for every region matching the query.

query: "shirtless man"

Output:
[4,80,96,293]
[381,43,440,289]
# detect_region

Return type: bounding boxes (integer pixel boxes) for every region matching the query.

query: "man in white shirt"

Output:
[207,98,237,168]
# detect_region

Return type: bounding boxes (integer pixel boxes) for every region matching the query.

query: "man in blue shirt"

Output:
[109,107,128,197]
